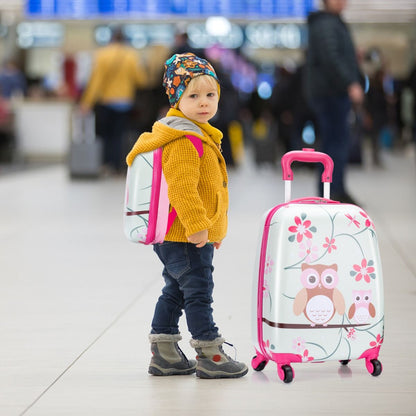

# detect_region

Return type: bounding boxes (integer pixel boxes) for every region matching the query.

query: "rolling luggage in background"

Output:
[69,113,103,178]
[252,149,384,383]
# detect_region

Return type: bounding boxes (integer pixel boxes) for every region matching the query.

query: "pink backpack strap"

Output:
[186,134,204,157]
[166,135,203,235]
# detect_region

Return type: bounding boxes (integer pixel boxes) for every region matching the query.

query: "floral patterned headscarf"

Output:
[162,53,219,108]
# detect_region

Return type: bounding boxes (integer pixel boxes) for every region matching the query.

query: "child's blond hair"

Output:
[185,75,220,99]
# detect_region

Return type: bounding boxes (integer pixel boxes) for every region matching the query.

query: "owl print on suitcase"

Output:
[293,263,345,327]
[252,150,384,383]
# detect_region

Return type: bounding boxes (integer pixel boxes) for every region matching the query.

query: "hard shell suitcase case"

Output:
[69,113,103,178]
[252,149,384,383]
[123,135,203,244]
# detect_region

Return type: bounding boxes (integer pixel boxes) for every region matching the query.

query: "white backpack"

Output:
[124,135,203,244]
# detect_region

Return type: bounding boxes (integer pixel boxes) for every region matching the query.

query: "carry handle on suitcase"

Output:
[281,148,334,202]
[72,112,96,144]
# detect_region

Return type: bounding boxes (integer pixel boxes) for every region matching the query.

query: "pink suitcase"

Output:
[252,149,384,383]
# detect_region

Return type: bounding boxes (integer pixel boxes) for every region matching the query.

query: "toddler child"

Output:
[126,53,248,379]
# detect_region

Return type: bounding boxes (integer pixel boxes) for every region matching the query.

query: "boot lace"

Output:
[222,341,238,361]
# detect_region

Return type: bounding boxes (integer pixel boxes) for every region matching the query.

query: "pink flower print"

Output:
[351,258,376,283]
[299,239,319,262]
[347,328,356,340]
[262,280,270,299]
[323,237,337,253]
[265,255,274,275]
[136,228,148,242]
[346,213,360,228]
[288,214,316,243]
[292,337,306,353]
[360,211,375,229]
[302,349,314,362]
[370,334,383,348]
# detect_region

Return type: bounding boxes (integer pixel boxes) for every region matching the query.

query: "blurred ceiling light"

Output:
[257,81,273,100]
[205,16,231,37]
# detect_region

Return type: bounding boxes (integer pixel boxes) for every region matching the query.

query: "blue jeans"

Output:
[312,95,351,196]
[151,242,220,341]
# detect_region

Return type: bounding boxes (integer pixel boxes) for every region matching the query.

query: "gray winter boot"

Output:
[148,334,197,376]
[190,337,248,379]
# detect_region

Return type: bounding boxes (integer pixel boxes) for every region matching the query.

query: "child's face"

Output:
[178,76,219,124]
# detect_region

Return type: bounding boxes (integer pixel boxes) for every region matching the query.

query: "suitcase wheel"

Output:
[278,364,294,383]
[251,355,268,372]
[368,359,383,377]
[339,360,351,366]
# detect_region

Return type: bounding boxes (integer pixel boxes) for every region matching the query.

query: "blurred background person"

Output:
[407,58,416,144]
[271,62,297,154]
[80,27,147,174]
[0,60,26,163]
[305,0,365,203]
[171,26,203,57]
[205,46,241,167]
[363,60,389,167]
[0,59,26,101]
[0,85,14,163]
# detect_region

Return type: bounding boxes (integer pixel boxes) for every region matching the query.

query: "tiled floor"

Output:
[1,145,415,415]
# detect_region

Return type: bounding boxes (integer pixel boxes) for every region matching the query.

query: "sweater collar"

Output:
[166,108,223,145]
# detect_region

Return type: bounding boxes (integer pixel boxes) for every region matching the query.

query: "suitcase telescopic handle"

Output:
[281,148,334,202]
[281,148,334,182]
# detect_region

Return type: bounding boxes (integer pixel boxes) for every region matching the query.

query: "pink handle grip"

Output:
[281,148,334,183]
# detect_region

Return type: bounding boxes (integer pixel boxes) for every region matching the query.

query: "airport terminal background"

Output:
[0,0,416,415]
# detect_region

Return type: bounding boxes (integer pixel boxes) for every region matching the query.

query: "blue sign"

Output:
[26,0,316,19]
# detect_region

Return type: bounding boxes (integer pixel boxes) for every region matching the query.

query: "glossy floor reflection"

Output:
[1,146,415,415]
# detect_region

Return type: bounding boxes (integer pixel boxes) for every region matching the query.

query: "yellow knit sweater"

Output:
[126,109,229,243]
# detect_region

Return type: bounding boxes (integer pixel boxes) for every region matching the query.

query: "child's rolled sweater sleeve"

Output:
[162,138,211,237]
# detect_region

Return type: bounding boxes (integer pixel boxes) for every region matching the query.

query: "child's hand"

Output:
[188,230,209,248]
[213,241,222,249]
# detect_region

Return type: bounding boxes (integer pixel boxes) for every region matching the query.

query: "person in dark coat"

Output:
[407,60,416,143]
[305,0,365,203]
[364,68,388,166]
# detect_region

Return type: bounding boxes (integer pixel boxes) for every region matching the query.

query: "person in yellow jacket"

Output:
[126,53,247,379]
[80,27,147,173]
